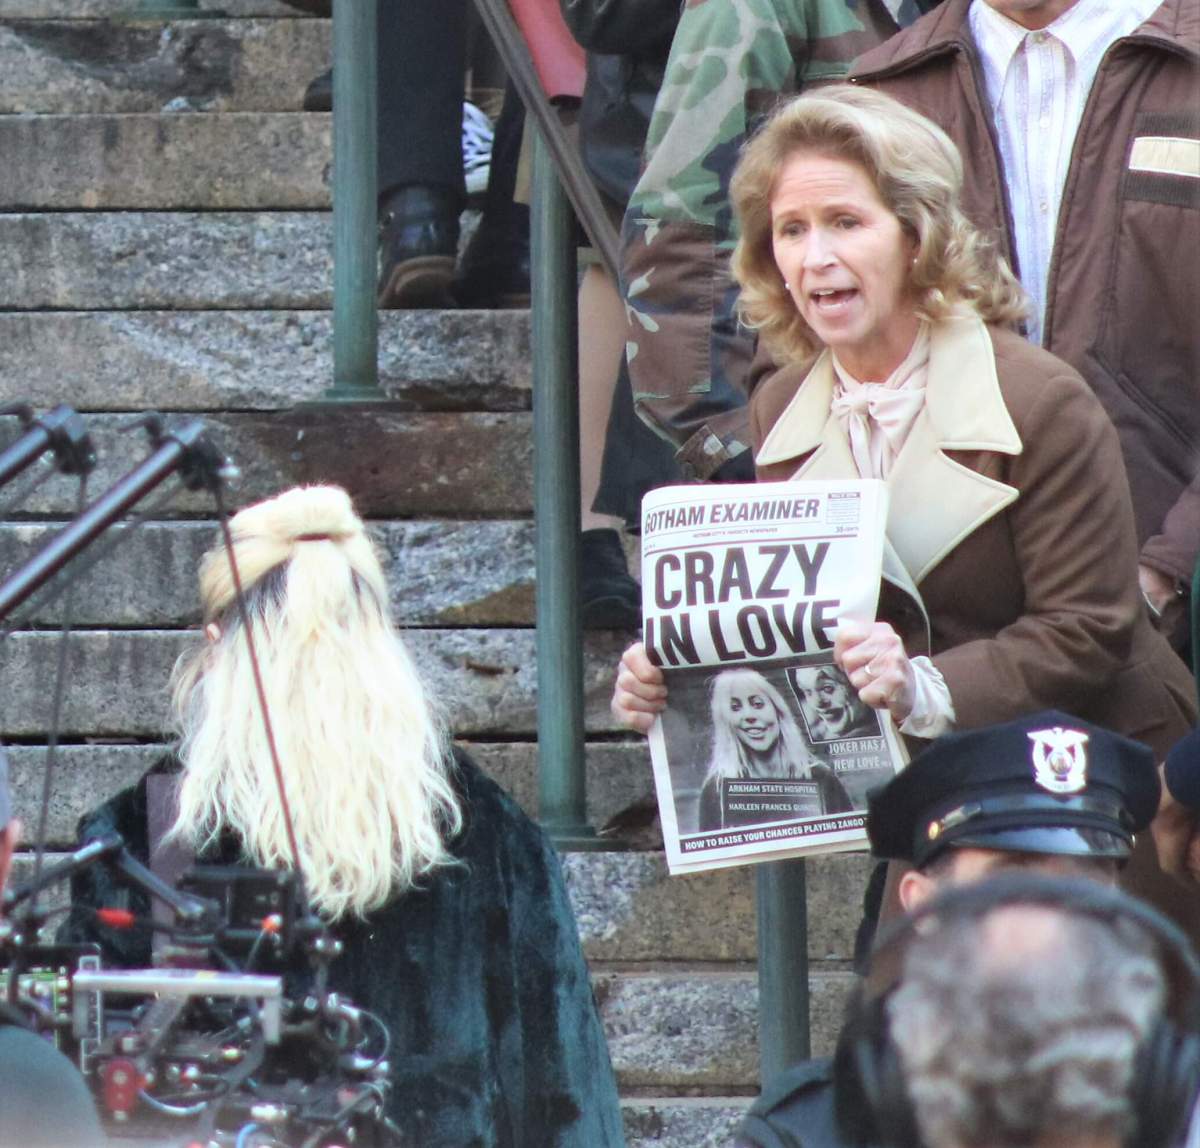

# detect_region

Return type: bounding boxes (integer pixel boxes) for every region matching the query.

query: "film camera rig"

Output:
[2,843,400,1147]
[0,409,403,1147]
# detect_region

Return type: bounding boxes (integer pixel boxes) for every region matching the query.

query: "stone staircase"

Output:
[0,4,868,1144]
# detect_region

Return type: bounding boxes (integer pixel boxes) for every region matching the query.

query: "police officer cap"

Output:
[867,711,1159,868]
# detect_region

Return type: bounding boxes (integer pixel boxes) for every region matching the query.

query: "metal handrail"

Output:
[289,0,810,1079]
[324,0,383,402]
[472,0,620,280]
[529,134,602,848]
[487,0,813,1074]
[757,861,811,1076]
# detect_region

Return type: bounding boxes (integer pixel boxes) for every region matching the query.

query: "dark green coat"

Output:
[62,750,625,1147]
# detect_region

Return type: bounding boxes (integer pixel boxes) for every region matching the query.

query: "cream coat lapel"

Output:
[755,315,1023,585]
[755,350,932,646]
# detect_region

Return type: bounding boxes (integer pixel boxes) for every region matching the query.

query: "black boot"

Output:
[377,185,460,309]
[454,83,530,308]
[454,206,531,309]
[302,67,332,113]
[580,528,641,630]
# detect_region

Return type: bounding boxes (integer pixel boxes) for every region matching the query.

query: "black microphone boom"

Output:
[0,419,227,621]
[3,830,219,938]
[0,404,95,488]
[1,831,125,915]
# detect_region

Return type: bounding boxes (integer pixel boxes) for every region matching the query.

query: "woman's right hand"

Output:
[834,619,916,723]
[611,642,668,733]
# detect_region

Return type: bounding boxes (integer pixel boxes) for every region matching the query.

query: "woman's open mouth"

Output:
[810,287,858,312]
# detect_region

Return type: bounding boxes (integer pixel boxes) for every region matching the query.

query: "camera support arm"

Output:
[2,831,219,941]
[0,404,95,488]
[0,419,226,620]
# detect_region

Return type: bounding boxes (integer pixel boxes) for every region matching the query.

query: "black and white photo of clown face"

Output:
[791,664,878,742]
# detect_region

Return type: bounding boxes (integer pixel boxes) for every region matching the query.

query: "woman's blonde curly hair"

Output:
[731,84,1028,365]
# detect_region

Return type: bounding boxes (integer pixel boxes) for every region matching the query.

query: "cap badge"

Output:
[1028,727,1089,794]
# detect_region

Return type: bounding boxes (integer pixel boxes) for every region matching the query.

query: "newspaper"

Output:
[641,480,908,874]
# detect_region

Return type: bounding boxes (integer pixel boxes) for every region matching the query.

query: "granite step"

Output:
[0,210,496,312]
[0,18,328,114]
[4,754,872,963]
[0,2,305,16]
[0,517,639,628]
[5,741,654,856]
[0,519,542,627]
[597,967,855,1085]
[623,1099,752,1148]
[0,628,631,737]
[0,409,536,517]
[0,112,329,209]
[0,212,333,310]
[0,310,529,410]
[565,851,871,965]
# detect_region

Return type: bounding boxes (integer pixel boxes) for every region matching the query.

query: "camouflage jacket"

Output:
[621,0,928,478]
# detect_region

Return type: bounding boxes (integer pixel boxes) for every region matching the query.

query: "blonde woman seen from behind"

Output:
[64,485,625,1148]
[171,487,458,919]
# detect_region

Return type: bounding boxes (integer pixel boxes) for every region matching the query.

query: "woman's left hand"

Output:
[834,620,916,723]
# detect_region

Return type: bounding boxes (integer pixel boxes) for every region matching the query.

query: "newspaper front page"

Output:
[642,480,907,874]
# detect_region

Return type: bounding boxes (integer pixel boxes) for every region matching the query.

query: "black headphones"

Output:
[832,873,1200,1148]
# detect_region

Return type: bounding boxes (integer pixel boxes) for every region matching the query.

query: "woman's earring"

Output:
[783,280,790,289]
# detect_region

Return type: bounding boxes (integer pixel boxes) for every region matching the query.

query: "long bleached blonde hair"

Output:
[169,485,462,921]
[706,668,816,782]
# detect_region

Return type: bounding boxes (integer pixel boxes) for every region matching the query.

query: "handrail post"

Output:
[530,130,602,849]
[322,0,384,403]
[756,858,811,1081]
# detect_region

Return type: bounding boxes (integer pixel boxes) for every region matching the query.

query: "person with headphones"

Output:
[738,711,1167,1148]
[833,874,1200,1148]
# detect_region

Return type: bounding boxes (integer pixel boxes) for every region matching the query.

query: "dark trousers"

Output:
[377,0,468,202]
[377,0,524,224]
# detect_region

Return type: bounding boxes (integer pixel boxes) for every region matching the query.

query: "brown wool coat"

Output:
[751,317,1199,930]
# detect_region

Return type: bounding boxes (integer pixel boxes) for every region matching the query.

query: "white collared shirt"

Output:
[969,0,1160,344]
